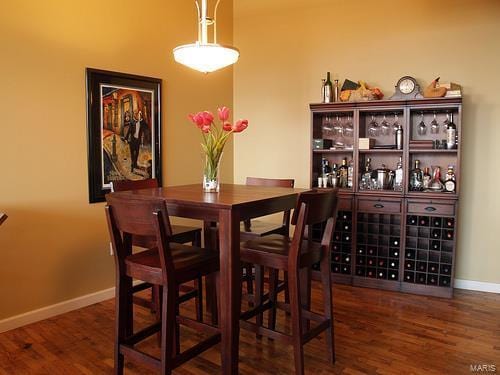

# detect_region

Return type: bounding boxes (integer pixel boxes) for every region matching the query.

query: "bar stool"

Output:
[241,177,294,313]
[105,194,220,375]
[111,179,203,321]
[239,189,339,375]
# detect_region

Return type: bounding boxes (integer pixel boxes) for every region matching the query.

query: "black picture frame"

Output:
[86,68,162,203]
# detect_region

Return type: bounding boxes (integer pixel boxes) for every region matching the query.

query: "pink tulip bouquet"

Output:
[188,106,248,192]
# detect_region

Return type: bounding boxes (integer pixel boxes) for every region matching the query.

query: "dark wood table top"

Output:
[110,183,305,210]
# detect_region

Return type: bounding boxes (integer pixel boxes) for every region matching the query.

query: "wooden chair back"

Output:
[289,189,339,266]
[111,178,158,192]
[105,194,175,283]
[246,177,294,188]
[0,213,7,226]
[245,177,295,232]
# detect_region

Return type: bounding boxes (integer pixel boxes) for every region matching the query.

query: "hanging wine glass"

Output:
[335,127,345,149]
[380,114,390,136]
[392,113,401,134]
[322,115,333,136]
[430,112,439,134]
[368,115,379,137]
[344,115,354,149]
[417,112,427,136]
[333,114,343,135]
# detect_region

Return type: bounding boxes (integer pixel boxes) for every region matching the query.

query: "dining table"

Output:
[111,183,304,374]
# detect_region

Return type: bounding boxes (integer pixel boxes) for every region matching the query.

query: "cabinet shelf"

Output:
[409,149,458,154]
[313,149,354,154]
[359,149,403,154]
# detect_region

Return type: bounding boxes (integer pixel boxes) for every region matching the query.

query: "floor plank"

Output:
[0,283,498,374]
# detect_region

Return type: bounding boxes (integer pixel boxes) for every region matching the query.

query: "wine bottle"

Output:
[322,72,333,103]
[339,158,349,188]
[446,113,457,149]
[347,159,354,188]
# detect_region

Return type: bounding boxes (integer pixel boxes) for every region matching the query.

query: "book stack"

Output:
[409,140,434,150]
[438,82,462,98]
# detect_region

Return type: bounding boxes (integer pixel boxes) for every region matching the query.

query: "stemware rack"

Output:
[309,97,462,298]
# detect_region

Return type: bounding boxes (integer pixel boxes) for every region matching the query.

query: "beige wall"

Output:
[0,0,233,320]
[234,0,500,283]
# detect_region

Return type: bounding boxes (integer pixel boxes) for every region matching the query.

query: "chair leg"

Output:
[254,265,264,338]
[206,273,218,326]
[268,268,279,331]
[160,284,177,375]
[115,276,133,375]
[288,269,305,375]
[152,285,160,314]
[299,267,312,333]
[156,286,163,347]
[194,276,203,322]
[245,263,254,296]
[284,271,290,316]
[320,253,335,364]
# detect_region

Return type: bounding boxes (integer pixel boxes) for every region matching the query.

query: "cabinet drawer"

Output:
[357,199,401,214]
[407,200,455,216]
[338,198,352,211]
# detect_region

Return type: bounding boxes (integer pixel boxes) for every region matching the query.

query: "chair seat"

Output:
[241,234,322,270]
[126,243,219,285]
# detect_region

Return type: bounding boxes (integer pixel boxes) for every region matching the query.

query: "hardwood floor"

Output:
[0,283,498,374]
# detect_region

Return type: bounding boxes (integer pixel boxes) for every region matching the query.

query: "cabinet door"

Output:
[312,196,353,276]
[404,199,457,290]
[355,197,402,282]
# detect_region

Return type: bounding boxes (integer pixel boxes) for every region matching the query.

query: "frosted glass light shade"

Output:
[173,43,239,73]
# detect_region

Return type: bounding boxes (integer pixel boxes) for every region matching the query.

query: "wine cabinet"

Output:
[310,97,461,298]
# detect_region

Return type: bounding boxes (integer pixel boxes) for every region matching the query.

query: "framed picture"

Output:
[86,68,162,203]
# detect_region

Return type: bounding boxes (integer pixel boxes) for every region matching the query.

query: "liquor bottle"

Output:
[428,166,444,191]
[394,156,403,191]
[422,167,431,190]
[322,72,333,103]
[321,158,331,178]
[338,158,349,188]
[446,113,457,149]
[333,79,340,102]
[360,157,372,189]
[330,163,339,187]
[409,159,424,191]
[444,165,456,193]
[395,124,403,150]
[347,159,354,188]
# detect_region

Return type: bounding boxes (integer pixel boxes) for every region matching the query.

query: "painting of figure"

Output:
[100,85,155,188]
[86,68,161,203]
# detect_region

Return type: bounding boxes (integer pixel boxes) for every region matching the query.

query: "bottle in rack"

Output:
[446,113,457,149]
[444,165,456,193]
[338,158,349,188]
[330,163,339,188]
[409,159,424,191]
[322,72,333,103]
[394,156,403,191]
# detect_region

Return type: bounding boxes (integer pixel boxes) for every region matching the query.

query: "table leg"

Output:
[204,221,218,324]
[218,209,241,375]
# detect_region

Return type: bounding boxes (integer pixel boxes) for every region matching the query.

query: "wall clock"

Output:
[390,76,423,99]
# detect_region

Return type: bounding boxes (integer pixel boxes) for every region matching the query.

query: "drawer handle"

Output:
[373,204,384,209]
[425,206,437,212]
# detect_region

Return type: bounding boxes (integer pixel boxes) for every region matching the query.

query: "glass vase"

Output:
[203,153,222,192]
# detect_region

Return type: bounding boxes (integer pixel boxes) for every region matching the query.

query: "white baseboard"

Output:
[454,279,500,294]
[0,287,116,334]
[1,278,498,334]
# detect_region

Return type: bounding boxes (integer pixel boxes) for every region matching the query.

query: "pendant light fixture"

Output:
[173,0,239,74]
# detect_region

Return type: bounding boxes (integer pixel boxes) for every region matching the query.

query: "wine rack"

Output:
[403,215,454,288]
[309,97,461,298]
[312,210,353,276]
[355,213,400,281]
